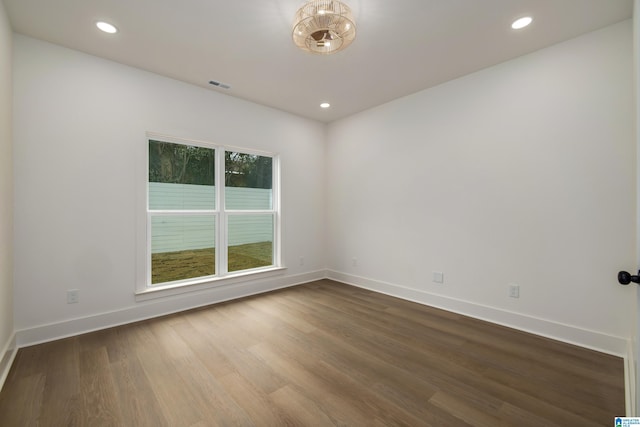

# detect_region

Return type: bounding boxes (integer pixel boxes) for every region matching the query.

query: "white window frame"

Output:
[135,132,284,301]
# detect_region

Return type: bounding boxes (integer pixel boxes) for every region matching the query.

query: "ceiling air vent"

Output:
[209,80,231,90]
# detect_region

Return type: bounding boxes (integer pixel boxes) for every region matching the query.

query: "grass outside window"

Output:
[151,241,272,284]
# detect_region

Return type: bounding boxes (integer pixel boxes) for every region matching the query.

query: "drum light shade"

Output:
[292,0,356,54]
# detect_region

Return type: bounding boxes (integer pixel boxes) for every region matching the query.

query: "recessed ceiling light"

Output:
[320,103,331,109]
[96,21,118,34]
[511,16,533,30]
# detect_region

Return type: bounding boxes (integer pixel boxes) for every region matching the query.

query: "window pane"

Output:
[149,140,215,210]
[225,151,272,210]
[227,214,273,272]
[150,215,215,284]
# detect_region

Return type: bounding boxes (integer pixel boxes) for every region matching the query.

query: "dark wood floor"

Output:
[0,279,625,426]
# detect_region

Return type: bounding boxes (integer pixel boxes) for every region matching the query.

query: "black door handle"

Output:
[618,270,640,285]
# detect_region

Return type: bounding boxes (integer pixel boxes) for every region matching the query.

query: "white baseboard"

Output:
[16,270,326,347]
[625,339,637,416]
[0,332,17,392]
[327,270,628,357]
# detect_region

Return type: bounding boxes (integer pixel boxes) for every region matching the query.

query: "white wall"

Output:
[327,21,636,355]
[12,35,326,343]
[0,0,15,384]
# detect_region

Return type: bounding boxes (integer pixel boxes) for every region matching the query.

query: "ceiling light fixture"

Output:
[96,21,118,34]
[292,0,356,55]
[511,16,533,30]
[320,102,331,108]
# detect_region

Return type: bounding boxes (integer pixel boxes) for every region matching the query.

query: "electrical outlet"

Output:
[352,257,358,267]
[433,271,444,284]
[299,256,304,266]
[67,289,79,304]
[509,284,520,299]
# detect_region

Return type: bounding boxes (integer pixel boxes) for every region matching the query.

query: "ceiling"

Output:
[3,0,634,123]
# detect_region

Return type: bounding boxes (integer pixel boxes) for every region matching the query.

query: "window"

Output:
[145,135,279,291]
[225,151,274,272]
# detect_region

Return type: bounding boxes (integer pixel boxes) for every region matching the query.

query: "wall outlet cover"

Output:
[509,284,520,298]
[67,289,79,304]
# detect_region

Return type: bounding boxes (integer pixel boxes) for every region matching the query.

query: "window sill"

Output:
[135,266,287,302]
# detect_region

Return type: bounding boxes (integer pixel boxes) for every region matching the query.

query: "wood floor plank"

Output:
[135,345,209,426]
[481,365,622,422]
[171,353,254,426]
[170,315,236,379]
[249,342,378,426]
[429,391,504,427]
[109,353,169,426]
[3,348,42,382]
[462,335,623,390]
[246,294,317,334]
[78,347,125,426]
[38,338,84,426]
[0,280,625,426]
[269,385,336,426]
[498,401,578,427]
[218,370,299,426]
[0,373,45,426]
[256,312,460,425]
[187,310,289,395]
